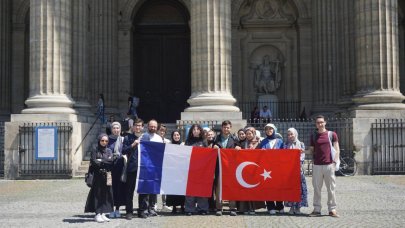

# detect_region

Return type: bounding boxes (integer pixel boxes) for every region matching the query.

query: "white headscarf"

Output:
[286,128,301,148]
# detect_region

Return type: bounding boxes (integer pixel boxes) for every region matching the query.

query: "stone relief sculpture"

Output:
[252,55,282,94]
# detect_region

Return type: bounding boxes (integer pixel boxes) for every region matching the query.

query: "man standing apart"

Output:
[213,120,238,216]
[309,115,340,218]
[122,118,144,220]
[138,119,164,217]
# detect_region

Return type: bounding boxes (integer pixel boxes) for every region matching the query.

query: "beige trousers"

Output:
[312,164,337,212]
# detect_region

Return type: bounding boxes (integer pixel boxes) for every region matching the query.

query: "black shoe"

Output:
[172,207,177,214]
[138,212,147,219]
[125,213,133,220]
[199,211,207,215]
[186,212,192,216]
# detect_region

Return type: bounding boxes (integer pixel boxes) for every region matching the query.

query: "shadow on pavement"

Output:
[62,214,95,223]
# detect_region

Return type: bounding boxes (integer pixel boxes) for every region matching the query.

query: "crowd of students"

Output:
[85,116,339,223]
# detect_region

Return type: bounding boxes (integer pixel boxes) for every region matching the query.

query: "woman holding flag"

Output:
[284,128,308,215]
[166,130,186,214]
[257,123,285,215]
[184,124,209,216]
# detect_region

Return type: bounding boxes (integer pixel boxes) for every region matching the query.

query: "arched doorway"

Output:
[133,0,190,123]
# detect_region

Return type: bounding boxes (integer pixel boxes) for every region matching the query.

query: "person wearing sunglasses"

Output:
[85,133,114,223]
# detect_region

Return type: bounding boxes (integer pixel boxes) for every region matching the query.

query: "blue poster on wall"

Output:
[35,126,58,160]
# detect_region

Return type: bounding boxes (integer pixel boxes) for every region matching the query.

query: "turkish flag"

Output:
[220,149,301,201]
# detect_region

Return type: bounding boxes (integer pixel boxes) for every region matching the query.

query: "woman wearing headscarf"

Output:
[257,123,284,215]
[237,127,266,214]
[85,133,114,223]
[108,122,126,218]
[284,128,308,215]
[166,130,186,214]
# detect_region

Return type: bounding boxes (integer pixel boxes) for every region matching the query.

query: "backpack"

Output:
[121,119,130,133]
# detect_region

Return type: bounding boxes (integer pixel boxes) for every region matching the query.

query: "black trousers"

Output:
[266,201,284,211]
[138,194,157,213]
[125,171,137,214]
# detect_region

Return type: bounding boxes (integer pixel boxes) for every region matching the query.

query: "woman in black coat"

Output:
[85,133,114,223]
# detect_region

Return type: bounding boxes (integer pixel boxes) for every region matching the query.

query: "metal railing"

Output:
[18,122,73,179]
[0,121,4,178]
[237,101,302,120]
[246,118,354,155]
[371,119,405,175]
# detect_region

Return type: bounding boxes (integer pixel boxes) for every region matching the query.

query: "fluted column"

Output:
[23,0,75,114]
[72,0,91,114]
[0,0,11,117]
[353,0,405,108]
[90,0,118,112]
[339,0,356,104]
[311,0,340,113]
[185,0,239,112]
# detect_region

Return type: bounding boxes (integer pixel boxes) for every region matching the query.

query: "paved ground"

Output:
[0,175,405,227]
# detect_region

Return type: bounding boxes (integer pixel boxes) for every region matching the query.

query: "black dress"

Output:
[84,146,114,214]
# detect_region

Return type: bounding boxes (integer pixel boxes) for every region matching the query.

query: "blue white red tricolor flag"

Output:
[136,141,217,197]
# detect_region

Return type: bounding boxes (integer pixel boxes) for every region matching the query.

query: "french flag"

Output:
[136,141,217,197]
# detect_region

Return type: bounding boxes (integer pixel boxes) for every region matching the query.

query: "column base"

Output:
[186,92,240,112]
[22,95,76,114]
[352,90,405,107]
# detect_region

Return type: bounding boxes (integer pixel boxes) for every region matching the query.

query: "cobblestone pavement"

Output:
[0,175,404,227]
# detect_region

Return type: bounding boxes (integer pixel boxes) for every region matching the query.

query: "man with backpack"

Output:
[309,115,340,218]
[120,112,134,137]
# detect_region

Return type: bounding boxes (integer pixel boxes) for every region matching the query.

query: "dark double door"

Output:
[134,28,190,123]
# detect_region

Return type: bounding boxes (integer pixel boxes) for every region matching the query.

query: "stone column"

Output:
[90,0,118,113]
[22,0,75,114]
[0,0,11,118]
[311,0,341,114]
[353,0,405,108]
[185,0,239,113]
[72,0,92,115]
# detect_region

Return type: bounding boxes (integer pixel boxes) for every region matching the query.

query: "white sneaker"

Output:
[114,210,121,218]
[288,208,295,215]
[269,209,276,215]
[161,205,172,212]
[94,214,104,223]
[101,213,110,222]
[109,212,115,218]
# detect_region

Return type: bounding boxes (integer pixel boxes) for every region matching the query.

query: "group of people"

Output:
[85,115,340,223]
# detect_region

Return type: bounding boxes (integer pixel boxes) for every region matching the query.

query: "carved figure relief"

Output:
[238,0,297,25]
[251,55,282,94]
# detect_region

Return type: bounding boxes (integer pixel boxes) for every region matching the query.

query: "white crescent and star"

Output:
[235,162,272,188]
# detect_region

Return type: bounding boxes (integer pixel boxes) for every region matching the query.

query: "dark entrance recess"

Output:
[133,0,191,123]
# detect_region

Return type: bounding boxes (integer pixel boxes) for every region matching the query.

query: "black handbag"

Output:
[85,163,94,187]
[85,172,94,188]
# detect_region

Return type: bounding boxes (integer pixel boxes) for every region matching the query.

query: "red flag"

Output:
[220,149,301,201]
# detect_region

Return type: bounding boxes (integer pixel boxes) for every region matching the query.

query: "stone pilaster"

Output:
[338,0,356,106]
[311,0,341,114]
[22,0,76,114]
[72,0,92,115]
[0,0,11,119]
[353,0,405,109]
[185,0,239,112]
[90,0,118,113]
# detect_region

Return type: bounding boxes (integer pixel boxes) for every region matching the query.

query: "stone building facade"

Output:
[1,0,405,178]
